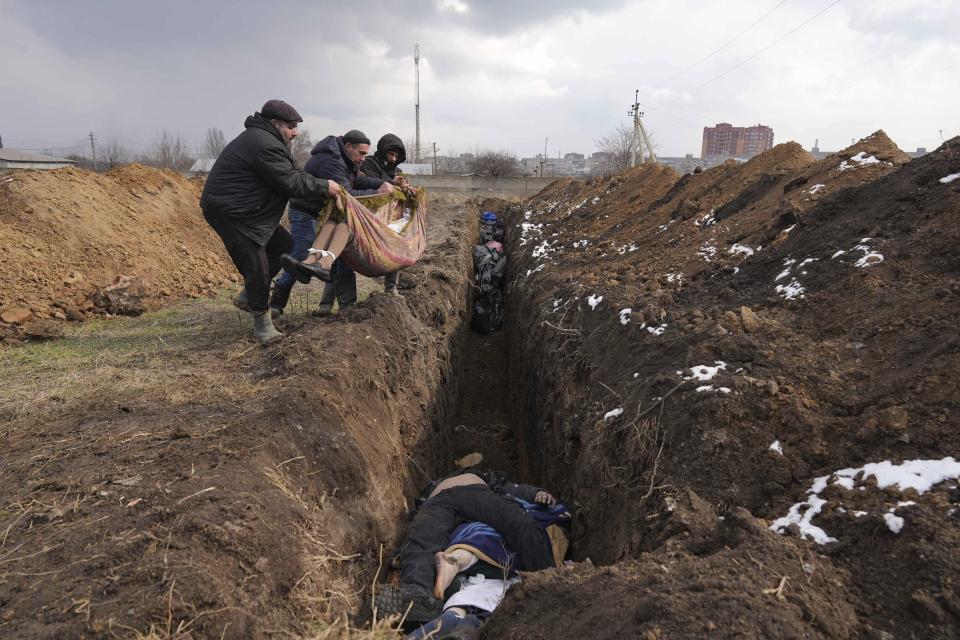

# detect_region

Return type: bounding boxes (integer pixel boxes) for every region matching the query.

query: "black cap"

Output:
[343,130,371,145]
[261,99,302,123]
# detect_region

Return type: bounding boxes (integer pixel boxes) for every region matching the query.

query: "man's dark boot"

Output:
[374,584,441,624]
[269,285,292,318]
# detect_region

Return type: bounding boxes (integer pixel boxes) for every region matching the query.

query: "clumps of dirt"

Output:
[485,494,862,639]
[0,164,237,337]
[500,132,960,637]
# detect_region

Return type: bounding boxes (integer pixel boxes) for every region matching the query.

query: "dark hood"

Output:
[375,133,406,167]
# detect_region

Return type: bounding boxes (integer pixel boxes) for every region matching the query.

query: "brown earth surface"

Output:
[0,164,236,336]
[493,133,960,639]
[1,134,959,640]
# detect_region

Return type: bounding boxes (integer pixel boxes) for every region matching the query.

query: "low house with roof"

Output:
[0,149,77,172]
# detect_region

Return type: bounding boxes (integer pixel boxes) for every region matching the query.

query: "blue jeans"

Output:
[275,208,318,290]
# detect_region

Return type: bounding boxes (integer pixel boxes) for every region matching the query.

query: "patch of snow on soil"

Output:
[603,407,623,421]
[532,240,554,259]
[519,222,543,247]
[807,183,826,195]
[666,272,684,284]
[883,513,904,534]
[771,494,836,544]
[940,173,960,184]
[587,294,603,310]
[617,243,639,255]
[647,324,667,336]
[572,239,589,248]
[771,457,960,543]
[696,385,731,394]
[694,210,716,227]
[776,279,805,300]
[697,243,718,262]
[770,440,783,455]
[838,151,891,172]
[619,308,631,325]
[681,361,727,382]
[729,243,754,257]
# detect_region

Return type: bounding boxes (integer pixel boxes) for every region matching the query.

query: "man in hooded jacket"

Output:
[200,99,340,342]
[360,134,410,295]
[268,130,393,316]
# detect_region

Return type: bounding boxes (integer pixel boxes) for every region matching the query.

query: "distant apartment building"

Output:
[702,123,774,159]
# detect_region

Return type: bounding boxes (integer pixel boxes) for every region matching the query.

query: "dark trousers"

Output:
[399,485,555,592]
[203,211,292,313]
[384,270,400,292]
[319,261,358,307]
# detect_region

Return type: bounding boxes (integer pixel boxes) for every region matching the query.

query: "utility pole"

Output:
[0,134,4,149]
[628,90,657,166]
[414,44,421,164]
[89,132,97,171]
[432,142,438,175]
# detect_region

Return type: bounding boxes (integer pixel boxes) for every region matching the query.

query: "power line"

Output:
[649,0,842,113]
[654,0,790,88]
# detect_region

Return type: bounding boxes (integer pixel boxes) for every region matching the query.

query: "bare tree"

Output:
[98,141,129,169]
[202,127,226,159]
[594,123,658,176]
[65,154,95,171]
[468,149,519,177]
[403,137,422,165]
[138,130,194,171]
[291,129,313,168]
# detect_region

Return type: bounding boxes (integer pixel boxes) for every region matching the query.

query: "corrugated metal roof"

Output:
[0,149,76,163]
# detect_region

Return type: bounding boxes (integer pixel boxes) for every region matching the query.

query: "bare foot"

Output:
[434,551,460,600]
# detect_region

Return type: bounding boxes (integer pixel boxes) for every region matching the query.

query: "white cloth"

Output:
[443,575,519,613]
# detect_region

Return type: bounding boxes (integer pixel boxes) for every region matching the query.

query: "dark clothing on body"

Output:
[200,113,330,245]
[288,135,385,217]
[318,261,358,308]
[400,484,555,593]
[204,210,292,314]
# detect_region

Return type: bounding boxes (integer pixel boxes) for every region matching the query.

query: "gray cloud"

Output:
[1,1,956,159]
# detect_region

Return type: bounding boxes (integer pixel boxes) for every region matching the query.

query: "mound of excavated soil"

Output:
[498,133,960,638]
[0,165,236,335]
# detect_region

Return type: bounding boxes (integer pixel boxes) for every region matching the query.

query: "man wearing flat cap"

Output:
[200,99,342,342]
[268,129,394,317]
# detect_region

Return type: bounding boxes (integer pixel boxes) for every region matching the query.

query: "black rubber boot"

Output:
[269,285,292,318]
[374,584,441,624]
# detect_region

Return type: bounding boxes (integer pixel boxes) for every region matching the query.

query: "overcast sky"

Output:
[1,0,957,159]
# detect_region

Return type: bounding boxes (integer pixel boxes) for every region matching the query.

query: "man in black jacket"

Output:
[360,134,411,296]
[375,469,557,622]
[200,100,340,342]
[269,130,393,316]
